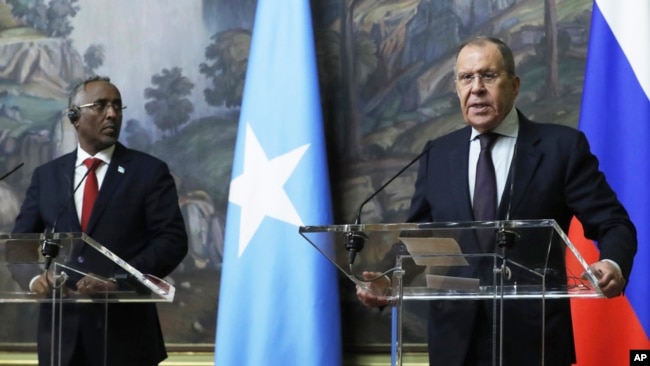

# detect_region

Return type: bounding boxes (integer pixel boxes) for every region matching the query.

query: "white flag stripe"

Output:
[596,0,650,100]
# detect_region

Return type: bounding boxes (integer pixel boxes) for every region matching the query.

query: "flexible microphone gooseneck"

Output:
[0,162,24,181]
[346,143,433,265]
[496,143,518,259]
[42,159,102,271]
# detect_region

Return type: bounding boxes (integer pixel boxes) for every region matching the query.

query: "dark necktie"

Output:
[81,158,101,231]
[473,133,499,251]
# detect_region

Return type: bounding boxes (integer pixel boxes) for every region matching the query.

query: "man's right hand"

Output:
[29,271,56,296]
[355,271,392,308]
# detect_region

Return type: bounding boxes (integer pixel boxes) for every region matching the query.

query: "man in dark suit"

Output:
[356,36,636,365]
[12,76,188,366]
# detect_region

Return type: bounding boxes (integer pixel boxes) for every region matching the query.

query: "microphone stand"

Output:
[494,143,518,366]
[42,159,101,274]
[346,145,432,265]
[0,162,24,181]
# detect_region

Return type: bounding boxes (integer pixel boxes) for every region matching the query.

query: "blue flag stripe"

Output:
[215,0,342,364]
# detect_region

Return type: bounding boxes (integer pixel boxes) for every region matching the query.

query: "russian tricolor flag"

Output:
[570,0,650,364]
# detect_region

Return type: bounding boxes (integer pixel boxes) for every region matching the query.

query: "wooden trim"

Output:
[0,352,430,366]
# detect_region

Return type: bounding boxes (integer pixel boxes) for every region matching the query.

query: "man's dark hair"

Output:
[455,36,516,76]
[68,76,111,108]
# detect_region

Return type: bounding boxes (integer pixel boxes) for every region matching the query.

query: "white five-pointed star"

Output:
[229,123,310,257]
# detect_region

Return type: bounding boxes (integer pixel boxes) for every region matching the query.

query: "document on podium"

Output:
[399,236,479,291]
[398,237,469,266]
[425,274,480,291]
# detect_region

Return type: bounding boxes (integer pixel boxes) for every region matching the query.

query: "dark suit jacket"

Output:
[12,142,188,366]
[407,112,636,366]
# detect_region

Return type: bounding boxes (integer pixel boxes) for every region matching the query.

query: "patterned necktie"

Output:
[81,158,101,231]
[473,133,499,251]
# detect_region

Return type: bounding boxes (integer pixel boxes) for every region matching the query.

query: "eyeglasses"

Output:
[455,72,503,86]
[77,101,127,113]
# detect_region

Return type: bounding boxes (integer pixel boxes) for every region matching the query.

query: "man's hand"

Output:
[29,271,57,296]
[355,271,392,308]
[76,274,118,295]
[588,260,626,298]
[29,271,73,297]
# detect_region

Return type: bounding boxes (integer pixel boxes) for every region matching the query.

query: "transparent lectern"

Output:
[0,232,175,366]
[299,219,604,366]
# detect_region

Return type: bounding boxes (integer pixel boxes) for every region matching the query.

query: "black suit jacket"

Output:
[12,142,188,366]
[407,112,636,366]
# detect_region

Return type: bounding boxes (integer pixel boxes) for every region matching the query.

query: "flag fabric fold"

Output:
[571,0,650,364]
[215,0,342,365]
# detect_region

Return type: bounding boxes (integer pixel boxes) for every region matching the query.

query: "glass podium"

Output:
[299,219,604,366]
[0,232,175,366]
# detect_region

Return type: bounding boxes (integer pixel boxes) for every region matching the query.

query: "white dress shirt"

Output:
[468,107,519,210]
[73,144,114,224]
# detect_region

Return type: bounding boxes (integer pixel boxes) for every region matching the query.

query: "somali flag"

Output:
[214,0,342,365]
[569,0,650,364]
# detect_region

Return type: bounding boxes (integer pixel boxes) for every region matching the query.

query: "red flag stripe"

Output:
[568,217,650,365]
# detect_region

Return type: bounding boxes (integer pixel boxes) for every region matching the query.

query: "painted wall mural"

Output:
[0,0,593,351]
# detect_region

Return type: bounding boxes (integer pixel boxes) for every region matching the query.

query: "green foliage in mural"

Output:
[6,0,79,38]
[144,67,195,136]
[200,29,251,108]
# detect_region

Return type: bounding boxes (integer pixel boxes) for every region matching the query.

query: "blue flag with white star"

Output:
[214,0,342,365]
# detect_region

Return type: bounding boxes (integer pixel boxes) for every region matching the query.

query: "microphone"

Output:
[0,162,24,181]
[42,159,102,271]
[346,143,433,264]
[496,143,519,258]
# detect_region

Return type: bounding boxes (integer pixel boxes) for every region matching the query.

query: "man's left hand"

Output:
[76,274,118,295]
[588,260,626,298]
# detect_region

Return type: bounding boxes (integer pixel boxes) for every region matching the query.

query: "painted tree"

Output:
[144,67,195,136]
[7,0,79,38]
[544,0,559,97]
[199,29,251,108]
[83,44,105,76]
[124,119,152,151]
